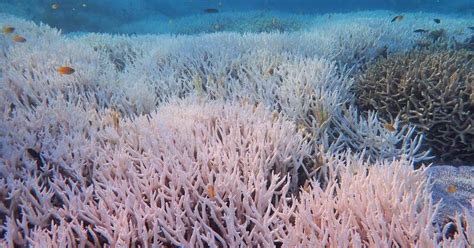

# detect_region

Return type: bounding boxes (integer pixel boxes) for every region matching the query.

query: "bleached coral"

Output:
[0,99,311,246]
[279,155,442,247]
[332,106,431,162]
[0,11,473,247]
[2,97,472,246]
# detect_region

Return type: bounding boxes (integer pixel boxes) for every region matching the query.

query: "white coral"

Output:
[279,154,442,247]
[0,11,472,247]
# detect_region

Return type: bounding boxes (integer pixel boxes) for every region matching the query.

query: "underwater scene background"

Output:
[0,0,473,247]
[2,0,474,33]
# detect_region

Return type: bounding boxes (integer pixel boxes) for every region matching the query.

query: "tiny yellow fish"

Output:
[56,66,75,75]
[12,35,26,43]
[303,181,311,193]
[383,123,396,132]
[271,110,279,123]
[51,3,60,10]
[391,15,404,22]
[2,26,14,34]
[110,109,120,130]
[207,185,216,198]
[446,184,457,193]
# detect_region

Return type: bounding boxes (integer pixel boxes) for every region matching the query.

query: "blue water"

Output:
[1,0,472,34]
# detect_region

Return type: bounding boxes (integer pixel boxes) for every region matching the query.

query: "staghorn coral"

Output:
[89,100,311,246]
[332,106,430,162]
[355,50,474,163]
[2,98,473,246]
[0,99,312,247]
[1,12,473,247]
[279,154,449,247]
[0,14,429,163]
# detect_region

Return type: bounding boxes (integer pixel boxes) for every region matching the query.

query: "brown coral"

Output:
[354,50,474,163]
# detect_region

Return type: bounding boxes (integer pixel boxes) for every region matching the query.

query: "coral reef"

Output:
[0,99,311,246]
[280,155,470,247]
[355,50,474,163]
[0,11,473,247]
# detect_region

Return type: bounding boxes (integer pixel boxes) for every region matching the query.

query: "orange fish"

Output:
[446,184,457,193]
[303,181,311,193]
[207,185,216,198]
[12,35,26,42]
[2,26,14,34]
[51,3,60,10]
[56,66,75,75]
[391,15,404,22]
[384,123,396,132]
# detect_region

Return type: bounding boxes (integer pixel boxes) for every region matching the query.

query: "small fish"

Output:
[2,26,14,34]
[207,185,216,198]
[391,15,404,22]
[433,19,441,24]
[204,8,219,13]
[468,26,474,31]
[12,35,26,42]
[414,29,428,33]
[442,222,457,239]
[56,66,75,75]
[51,3,60,10]
[383,123,396,132]
[81,3,87,8]
[446,184,457,193]
[303,181,311,193]
[110,109,120,130]
[271,110,279,123]
[267,67,274,76]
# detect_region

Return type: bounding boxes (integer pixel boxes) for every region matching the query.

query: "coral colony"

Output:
[0,10,473,247]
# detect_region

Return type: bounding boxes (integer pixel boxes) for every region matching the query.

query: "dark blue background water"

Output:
[1,0,473,33]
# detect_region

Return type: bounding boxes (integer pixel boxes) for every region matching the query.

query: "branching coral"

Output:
[2,100,473,246]
[1,12,473,247]
[332,106,431,162]
[355,50,474,163]
[279,153,474,247]
[0,99,312,247]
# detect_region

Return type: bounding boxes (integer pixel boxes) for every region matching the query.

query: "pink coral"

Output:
[1,99,473,246]
[0,14,472,247]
